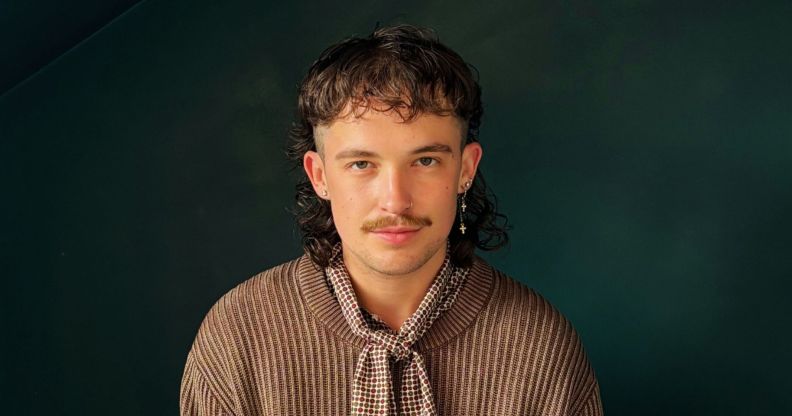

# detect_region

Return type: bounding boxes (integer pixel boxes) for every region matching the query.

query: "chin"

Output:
[366,241,446,276]
[371,257,426,276]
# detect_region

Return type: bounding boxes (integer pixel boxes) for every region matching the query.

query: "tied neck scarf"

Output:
[325,244,470,416]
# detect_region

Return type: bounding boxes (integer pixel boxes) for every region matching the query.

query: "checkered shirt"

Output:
[325,244,470,416]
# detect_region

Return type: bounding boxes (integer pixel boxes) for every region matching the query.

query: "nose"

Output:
[379,166,412,214]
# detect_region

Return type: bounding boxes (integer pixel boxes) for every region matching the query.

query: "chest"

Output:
[228,332,572,416]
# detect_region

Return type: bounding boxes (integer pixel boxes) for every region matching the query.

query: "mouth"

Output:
[369,226,422,244]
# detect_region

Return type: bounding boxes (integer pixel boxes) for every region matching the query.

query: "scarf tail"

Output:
[351,344,396,416]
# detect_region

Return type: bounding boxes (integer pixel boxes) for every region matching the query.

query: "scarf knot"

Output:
[367,332,412,361]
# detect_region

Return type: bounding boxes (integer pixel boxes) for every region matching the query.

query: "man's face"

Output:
[303,106,482,277]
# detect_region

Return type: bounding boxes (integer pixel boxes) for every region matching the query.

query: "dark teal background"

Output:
[2,1,791,414]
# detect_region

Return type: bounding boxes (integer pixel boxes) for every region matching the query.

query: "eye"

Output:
[417,157,438,167]
[349,161,370,170]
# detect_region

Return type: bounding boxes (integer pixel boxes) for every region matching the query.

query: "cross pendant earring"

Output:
[459,179,472,234]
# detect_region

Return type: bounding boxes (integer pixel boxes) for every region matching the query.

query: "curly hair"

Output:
[287,24,509,268]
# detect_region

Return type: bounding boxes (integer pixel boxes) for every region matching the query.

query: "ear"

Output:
[303,151,329,199]
[459,142,483,193]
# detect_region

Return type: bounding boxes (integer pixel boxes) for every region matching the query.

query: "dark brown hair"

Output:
[287,24,508,268]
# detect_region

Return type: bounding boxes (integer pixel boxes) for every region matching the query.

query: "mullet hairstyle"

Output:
[287,24,509,268]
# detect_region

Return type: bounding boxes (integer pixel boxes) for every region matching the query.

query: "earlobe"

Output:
[303,151,329,199]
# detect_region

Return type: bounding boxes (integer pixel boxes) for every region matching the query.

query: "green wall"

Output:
[2,1,790,414]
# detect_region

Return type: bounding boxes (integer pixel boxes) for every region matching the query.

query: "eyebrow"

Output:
[410,144,453,155]
[335,149,378,160]
[334,143,453,160]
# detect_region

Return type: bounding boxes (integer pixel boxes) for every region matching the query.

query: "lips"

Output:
[370,227,421,244]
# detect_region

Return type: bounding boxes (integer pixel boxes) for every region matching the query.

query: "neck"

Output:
[342,246,446,332]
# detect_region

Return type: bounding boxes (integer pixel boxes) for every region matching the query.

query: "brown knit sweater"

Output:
[180,255,603,415]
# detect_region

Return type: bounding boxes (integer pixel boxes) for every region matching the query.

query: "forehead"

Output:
[315,109,464,155]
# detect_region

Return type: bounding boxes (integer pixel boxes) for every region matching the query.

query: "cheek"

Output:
[426,186,459,222]
[329,201,354,240]
[328,183,370,230]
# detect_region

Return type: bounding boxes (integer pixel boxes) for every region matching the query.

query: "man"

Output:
[181,24,602,416]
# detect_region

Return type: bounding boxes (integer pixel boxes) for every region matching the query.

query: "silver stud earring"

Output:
[321,189,328,197]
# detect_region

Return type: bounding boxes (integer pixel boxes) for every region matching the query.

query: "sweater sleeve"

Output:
[180,351,237,416]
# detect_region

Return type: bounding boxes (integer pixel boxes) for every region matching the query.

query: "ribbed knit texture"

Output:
[180,255,603,415]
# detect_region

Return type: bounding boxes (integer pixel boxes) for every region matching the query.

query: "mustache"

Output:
[360,215,432,232]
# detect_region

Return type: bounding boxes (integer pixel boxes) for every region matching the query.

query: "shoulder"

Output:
[181,257,308,411]
[471,258,599,405]
[475,257,577,340]
[204,256,304,322]
[188,256,307,362]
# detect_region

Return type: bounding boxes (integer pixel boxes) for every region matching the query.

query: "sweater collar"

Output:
[297,252,494,351]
